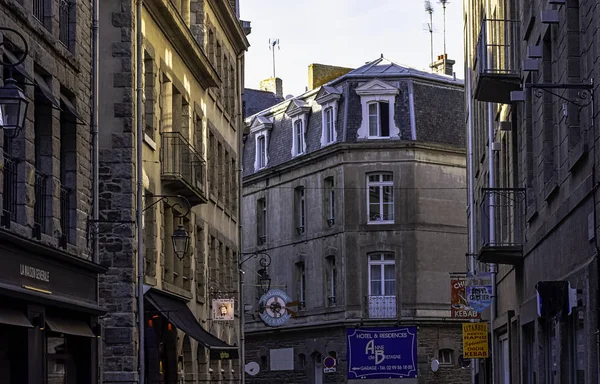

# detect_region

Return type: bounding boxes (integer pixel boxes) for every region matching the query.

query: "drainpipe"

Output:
[236,50,246,384]
[91,0,100,381]
[488,102,496,384]
[135,0,145,382]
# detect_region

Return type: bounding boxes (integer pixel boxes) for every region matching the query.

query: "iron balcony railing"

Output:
[33,170,47,239]
[476,19,520,77]
[365,295,396,319]
[59,0,72,48]
[1,153,17,228]
[59,185,71,247]
[479,188,526,249]
[161,131,207,203]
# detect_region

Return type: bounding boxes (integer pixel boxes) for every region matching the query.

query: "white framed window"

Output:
[326,256,336,306]
[368,101,390,137]
[295,186,305,233]
[294,119,305,156]
[368,253,395,296]
[315,86,341,147]
[256,135,267,169]
[367,173,394,223]
[257,198,267,244]
[297,262,306,309]
[439,349,454,365]
[325,177,335,225]
[355,79,399,139]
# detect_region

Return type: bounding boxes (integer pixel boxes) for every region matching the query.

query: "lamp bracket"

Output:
[525,81,594,107]
[0,27,28,69]
[239,251,271,268]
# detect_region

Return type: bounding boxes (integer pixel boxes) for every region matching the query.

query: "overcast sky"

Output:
[240,0,464,97]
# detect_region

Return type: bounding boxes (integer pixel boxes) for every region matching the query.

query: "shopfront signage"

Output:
[212,299,234,321]
[347,327,418,380]
[258,289,292,327]
[462,323,489,358]
[451,274,479,319]
[466,272,493,313]
[20,264,50,283]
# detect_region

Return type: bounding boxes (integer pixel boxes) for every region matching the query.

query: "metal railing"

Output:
[59,0,72,48]
[479,188,526,249]
[365,295,396,319]
[476,19,520,76]
[59,185,71,247]
[33,0,46,23]
[161,131,206,199]
[33,170,47,238]
[1,154,17,228]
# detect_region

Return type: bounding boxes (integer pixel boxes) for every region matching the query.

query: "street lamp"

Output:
[0,28,30,139]
[257,267,271,294]
[171,223,190,260]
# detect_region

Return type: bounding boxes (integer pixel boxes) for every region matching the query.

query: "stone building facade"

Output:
[465,0,599,382]
[98,0,248,383]
[0,0,104,383]
[241,57,469,384]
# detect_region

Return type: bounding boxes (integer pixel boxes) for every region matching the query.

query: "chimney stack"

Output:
[430,54,455,76]
[307,64,354,91]
[260,77,283,98]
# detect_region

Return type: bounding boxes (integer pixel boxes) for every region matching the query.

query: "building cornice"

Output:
[145,0,220,89]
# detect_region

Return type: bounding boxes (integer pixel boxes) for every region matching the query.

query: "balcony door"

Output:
[368,253,396,318]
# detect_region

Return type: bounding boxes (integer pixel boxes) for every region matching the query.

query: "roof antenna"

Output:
[439,0,449,70]
[269,38,280,78]
[424,0,434,69]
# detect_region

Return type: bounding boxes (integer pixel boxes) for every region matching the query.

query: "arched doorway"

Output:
[311,352,323,384]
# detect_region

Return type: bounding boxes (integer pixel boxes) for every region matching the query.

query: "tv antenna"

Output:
[269,38,280,78]
[424,0,434,68]
[439,0,449,68]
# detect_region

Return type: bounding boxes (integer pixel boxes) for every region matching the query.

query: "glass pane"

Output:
[383,202,394,221]
[368,174,379,183]
[384,280,395,295]
[382,174,393,182]
[370,280,382,296]
[384,264,395,279]
[384,254,394,261]
[370,264,382,280]
[368,103,378,136]
[369,254,382,261]
[380,102,389,136]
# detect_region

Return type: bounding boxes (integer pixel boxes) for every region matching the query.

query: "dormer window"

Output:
[286,99,311,157]
[356,79,400,140]
[315,85,341,147]
[250,115,273,172]
[368,101,390,137]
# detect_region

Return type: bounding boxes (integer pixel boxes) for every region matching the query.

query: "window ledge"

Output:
[367,221,394,225]
[144,134,157,150]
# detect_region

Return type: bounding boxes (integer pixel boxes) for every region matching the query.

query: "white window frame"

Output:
[355,79,400,139]
[367,173,394,224]
[367,253,395,296]
[256,134,267,169]
[293,118,305,156]
[367,101,390,138]
[297,262,306,308]
[327,256,336,305]
[250,116,273,172]
[325,177,335,223]
[439,349,454,365]
[298,187,305,229]
[325,107,335,143]
[315,86,341,147]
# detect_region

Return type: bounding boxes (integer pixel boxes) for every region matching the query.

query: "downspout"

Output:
[135,0,145,383]
[488,102,496,384]
[408,80,417,140]
[236,50,246,384]
[91,0,100,382]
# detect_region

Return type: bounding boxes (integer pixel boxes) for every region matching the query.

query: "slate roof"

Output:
[243,88,284,118]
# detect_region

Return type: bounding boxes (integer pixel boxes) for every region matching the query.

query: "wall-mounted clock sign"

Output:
[258,289,293,327]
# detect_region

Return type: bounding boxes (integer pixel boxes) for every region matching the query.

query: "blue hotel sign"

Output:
[347,327,418,380]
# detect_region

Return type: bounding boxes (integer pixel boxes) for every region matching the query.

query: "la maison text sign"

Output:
[20,264,50,283]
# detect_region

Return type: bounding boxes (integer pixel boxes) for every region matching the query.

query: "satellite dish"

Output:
[245,361,260,376]
[430,359,440,372]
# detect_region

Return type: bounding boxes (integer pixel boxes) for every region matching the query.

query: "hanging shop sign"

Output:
[466,272,493,313]
[462,323,489,358]
[450,273,479,319]
[346,327,418,380]
[258,289,293,327]
[212,299,235,321]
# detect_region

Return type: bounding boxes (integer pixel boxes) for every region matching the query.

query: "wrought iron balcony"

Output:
[161,132,207,205]
[478,188,526,264]
[364,295,396,319]
[1,153,17,228]
[474,19,521,104]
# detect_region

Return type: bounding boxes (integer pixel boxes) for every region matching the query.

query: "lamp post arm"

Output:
[239,251,271,268]
[0,27,28,68]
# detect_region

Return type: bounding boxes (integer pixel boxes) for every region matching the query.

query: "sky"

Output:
[240,0,465,97]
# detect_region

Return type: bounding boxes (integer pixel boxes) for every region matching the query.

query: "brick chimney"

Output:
[260,77,283,98]
[308,64,354,91]
[430,54,455,76]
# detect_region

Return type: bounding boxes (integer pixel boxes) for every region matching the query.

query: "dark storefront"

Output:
[0,231,105,384]
[144,288,239,384]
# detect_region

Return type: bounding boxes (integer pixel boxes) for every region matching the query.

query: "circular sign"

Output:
[258,289,293,327]
[323,356,336,368]
[245,361,260,376]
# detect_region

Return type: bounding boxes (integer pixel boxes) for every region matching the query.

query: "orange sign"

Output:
[462,323,489,358]
[451,275,479,319]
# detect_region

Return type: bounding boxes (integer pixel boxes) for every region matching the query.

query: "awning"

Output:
[45,315,95,338]
[0,308,33,328]
[60,93,85,125]
[145,289,239,359]
[34,72,62,110]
